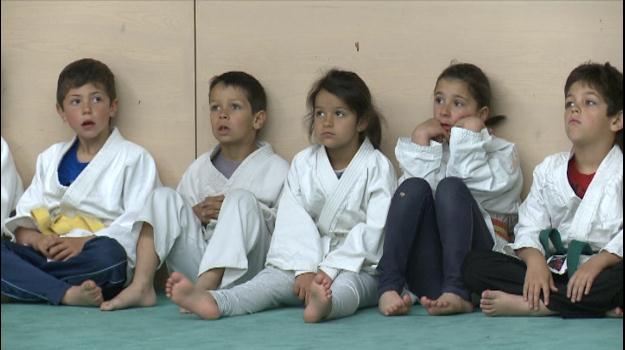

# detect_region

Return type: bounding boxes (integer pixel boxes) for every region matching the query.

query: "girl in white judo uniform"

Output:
[166,69,397,323]
[1,137,23,231]
[101,71,289,311]
[377,63,523,316]
[1,58,160,307]
[464,62,623,318]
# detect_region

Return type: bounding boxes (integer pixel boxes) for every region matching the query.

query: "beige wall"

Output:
[1,0,195,187]
[2,1,623,196]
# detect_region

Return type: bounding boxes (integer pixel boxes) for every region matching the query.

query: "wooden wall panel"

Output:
[196,1,623,196]
[1,0,195,187]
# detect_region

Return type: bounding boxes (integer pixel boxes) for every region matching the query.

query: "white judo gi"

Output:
[211,138,397,319]
[506,146,623,260]
[1,137,24,232]
[138,141,289,288]
[3,128,161,279]
[395,127,523,252]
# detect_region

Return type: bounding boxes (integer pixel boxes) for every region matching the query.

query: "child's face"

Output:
[209,83,264,147]
[313,89,365,153]
[432,79,487,134]
[564,81,622,147]
[56,83,117,143]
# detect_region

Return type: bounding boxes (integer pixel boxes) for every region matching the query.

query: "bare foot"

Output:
[606,307,623,318]
[61,280,103,306]
[303,280,332,323]
[100,282,156,311]
[420,292,473,316]
[378,290,412,316]
[166,272,221,320]
[480,290,556,317]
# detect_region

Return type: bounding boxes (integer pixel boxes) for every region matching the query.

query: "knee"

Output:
[149,187,179,203]
[88,237,127,267]
[394,178,432,204]
[435,177,469,204]
[223,189,258,208]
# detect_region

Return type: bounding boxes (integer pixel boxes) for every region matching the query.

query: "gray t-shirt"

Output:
[211,149,242,179]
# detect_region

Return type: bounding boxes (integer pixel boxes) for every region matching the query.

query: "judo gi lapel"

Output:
[227,141,274,190]
[317,138,374,236]
[62,128,123,208]
[568,146,622,242]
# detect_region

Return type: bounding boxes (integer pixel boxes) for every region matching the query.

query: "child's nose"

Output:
[82,102,92,114]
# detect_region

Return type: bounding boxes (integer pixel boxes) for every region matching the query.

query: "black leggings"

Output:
[377,177,493,301]
[463,250,623,318]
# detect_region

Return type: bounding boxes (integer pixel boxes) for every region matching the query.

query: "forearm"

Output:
[516,247,546,267]
[589,251,622,270]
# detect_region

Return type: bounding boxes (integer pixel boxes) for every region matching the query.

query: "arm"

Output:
[319,157,397,280]
[395,137,443,188]
[446,127,523,210]
[93,151,160,258]
[1,138,24,229]
[266,161,323,274]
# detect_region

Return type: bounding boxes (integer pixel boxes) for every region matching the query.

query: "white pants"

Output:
[211,266,378,320]
[136,187,270,288]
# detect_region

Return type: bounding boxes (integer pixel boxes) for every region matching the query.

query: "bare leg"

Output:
[303,280,333,323]
[420,292,473,316]
[61,280,103,307]
[166,271,221,320]
[101,224,158,311]
[480,290,557,317]
[378,290,413,316]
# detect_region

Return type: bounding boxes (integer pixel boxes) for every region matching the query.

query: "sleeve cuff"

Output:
[319,266,339,281]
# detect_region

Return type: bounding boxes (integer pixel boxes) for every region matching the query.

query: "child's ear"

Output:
[56,103,67,122]
[610,110,623,132]
[356,117,369,133]
[477,106,490,122]
[109,99,119,119]
[252,110,267,131]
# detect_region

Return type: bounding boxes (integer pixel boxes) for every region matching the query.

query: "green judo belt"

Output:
[539,229,594,278]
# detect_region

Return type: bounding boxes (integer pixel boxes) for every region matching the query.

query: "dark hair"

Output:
[306,69,383,149]
[436,63,505,127]
[56,58,116,110]
[565,62,623,150]
[209,71,267,114]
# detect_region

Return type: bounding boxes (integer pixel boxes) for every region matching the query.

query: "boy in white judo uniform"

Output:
[463,62,623,318]
[166,69,396,323]
[1,137,23,231]
[101,71,289,311]
[1,58,160,306]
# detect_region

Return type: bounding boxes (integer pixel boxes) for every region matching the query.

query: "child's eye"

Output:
[231,103,241,110]
[434,96,444,104]
[91,95,102,103]
[70,98,81,105]
[335,110,346,118]
[585,99,597,106]
[209,105,220,112]
[454,100,465,107]
[314,110,325,118]
[565,101,575,109]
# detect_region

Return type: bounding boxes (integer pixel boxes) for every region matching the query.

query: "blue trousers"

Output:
[1,236,127,305]
[377,177,493,301]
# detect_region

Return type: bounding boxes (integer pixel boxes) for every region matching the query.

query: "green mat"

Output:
[2,295,622,350]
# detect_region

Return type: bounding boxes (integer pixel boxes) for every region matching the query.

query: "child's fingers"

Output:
[542,284,550,307]
[584,278,594,296]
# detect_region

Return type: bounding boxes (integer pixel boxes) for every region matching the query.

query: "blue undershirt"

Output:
[58,140,89,186]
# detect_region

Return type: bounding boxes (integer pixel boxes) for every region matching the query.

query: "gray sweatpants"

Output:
[210,266,378,320]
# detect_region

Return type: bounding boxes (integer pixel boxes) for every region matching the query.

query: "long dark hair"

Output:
[436,63,505,127]
[306,69,383,149]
